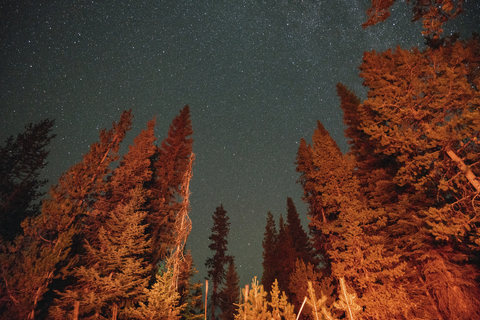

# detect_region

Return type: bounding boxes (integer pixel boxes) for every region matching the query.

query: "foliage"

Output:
[275,215,296,296]
[288,259,332,320]
[261,212,278,294]
[49,187,151,319]
[0,107,198,319]
[205,204,233,320]
[219,260,240,320]
[149,106,194,264]
[286,197,316,268]
[129,265,185,320]
[0,119,56,242]
[363,0,465,36]
[234,277,295,320]
[178,251,204,320]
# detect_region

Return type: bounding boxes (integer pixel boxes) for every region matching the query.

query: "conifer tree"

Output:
[205,204,232,320]
[234,277,295,320]
[295,121,346,272]
[285,197,315,267]
[148,105,194,264]
[219,260,240,320]
[130,264,185,320]
[178,251,204,320]
[362,0,465,36]
[297,119,412,319]
[0,110,132,319]
[50,117,157,317]
[275,215,296,297]
[354,39,480,319]
[261,211,278,293]
[0,119,55,242]
[50,186,152,319]
[0,108,198,318]
[288,259,333,320]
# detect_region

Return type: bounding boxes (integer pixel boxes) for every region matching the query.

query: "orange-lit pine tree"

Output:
[0,111,132,319]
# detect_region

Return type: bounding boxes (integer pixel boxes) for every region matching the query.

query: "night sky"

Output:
[1,0,479,286]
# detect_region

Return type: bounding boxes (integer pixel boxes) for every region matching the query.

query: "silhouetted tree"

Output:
[0,119,55,242]
[285,197,315,267]
[219,259,240,320]
[261,211,278,293]
[205,204,232,320]
[275,215,296,297]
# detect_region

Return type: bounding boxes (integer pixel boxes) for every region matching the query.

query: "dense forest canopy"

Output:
[1,1,479,319]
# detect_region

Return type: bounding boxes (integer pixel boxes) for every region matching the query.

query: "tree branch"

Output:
[446,149,480,192]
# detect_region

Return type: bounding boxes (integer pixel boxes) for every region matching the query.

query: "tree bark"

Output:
[446,149,480,192]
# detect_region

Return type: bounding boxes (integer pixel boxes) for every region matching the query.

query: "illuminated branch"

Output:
[169,153,195,290]
[446,149,480,192]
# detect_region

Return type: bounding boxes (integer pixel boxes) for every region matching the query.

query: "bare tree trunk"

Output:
[73,300,79,320]
[205,280,208,320]
[446,149,480,192]
[169,154,195,290]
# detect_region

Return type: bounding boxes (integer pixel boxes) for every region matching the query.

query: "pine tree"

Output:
[234,277,270,320]
[261,211,278,293]
[295,121,347,274]
[130,264,185,320]
[0,119,55,242]
[0,108,198,318]
[285,197,315,267]
[0,110,132,319]
[234,277,295,320]
[297,119,412,319]
[268,280,295,320]
[178,251,204,320]
[288,259,332,320]
[205,204,232,320]
[50,186,152,319]
[50,117,157,317]
[275,215,296,297]
[219,260,240,320]
[362,0,465,36]
[355,39,480,319]
[149,105,194,265]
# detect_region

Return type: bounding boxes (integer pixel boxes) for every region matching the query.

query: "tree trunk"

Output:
[446,149,480,192]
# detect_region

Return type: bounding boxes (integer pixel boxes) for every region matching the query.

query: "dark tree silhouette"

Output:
[205,204,232,320]
[219,259,239,320]
[0,119,55,242]
[285,197,315,267]
[261,211,278,294]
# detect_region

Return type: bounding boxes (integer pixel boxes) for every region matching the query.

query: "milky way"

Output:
[1,0,479,285]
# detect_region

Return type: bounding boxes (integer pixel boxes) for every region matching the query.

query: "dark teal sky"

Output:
[1,0,479,286]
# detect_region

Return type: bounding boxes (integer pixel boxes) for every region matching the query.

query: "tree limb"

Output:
[446,149,480,192]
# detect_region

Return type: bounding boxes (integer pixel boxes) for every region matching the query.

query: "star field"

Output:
[1,0,479,286]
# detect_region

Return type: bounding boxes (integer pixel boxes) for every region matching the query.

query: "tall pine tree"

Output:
[0,110,133,319]
[205,204,232,320]
[219,259,240,320]
[261,211,278,294]
[275,215,296,298]
[50,118,157,318]
[285,197,315,267]
[148,105,194,265]
[0,119,55,242]
[354,39,480,319]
